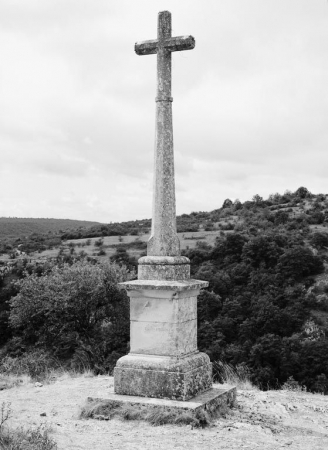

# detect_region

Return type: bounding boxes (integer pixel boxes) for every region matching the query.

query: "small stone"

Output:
[34,382,43,387]
[40,412,47,417]
[94,414,109,421]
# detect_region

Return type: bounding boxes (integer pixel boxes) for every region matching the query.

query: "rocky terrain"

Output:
[1,374,328,449]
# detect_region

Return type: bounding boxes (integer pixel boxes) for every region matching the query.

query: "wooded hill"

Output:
[1,186,328,393]
[0,217,101,240]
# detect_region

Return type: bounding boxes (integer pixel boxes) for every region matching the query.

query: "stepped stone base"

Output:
[114,352,212,401]
[87,386,237,420]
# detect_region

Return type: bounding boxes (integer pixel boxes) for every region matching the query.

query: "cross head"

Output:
[135,11,195,102]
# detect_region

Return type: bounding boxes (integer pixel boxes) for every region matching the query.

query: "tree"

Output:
[222,198,233,209]
[274,210,289,225]
[233,199,242,210]
[252,194,264,205]
[277,246,324,282]
[9,260,134,372]
[242,235,284,269]
[310,232,328,249]
[295,186,310,199]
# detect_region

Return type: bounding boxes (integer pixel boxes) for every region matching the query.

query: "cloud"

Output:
[0,0,327,221]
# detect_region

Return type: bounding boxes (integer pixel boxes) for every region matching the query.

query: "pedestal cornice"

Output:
[119,279,209,292]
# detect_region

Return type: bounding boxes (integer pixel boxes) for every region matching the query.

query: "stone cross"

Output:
[135,11,195,257]
[111,11,236,408]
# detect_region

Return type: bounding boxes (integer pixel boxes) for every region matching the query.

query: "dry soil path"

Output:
[1,375,328,450]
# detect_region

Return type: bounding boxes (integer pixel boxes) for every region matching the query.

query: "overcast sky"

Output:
[0,0,327,223]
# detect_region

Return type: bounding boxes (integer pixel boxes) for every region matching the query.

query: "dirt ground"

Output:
[1,374,328,450]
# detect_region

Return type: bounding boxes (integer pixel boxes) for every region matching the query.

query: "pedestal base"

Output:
[86,386,237,422]
[114,352,212,401]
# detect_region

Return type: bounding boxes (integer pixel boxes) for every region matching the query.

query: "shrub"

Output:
[9,261,134,372]
[281,376,307,392]
[0,350,60,380]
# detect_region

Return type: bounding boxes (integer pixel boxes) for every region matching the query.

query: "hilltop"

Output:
[0,217,101,240]
[0,374,327,450]
[0,186,327,395]
[1,186,328,264]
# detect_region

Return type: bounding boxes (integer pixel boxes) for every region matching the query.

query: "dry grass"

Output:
[0,349,96,391]
[0,350,62,381]
[0,402,57,449]
[80,399,213,428]
[212,360,256,390]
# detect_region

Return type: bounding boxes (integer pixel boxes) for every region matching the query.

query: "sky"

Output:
[0,0,327,223]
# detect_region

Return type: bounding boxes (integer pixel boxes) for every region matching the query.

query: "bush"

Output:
[0,350,60,380]
[281,376,307,392]
[9,261,134,372]
[310,232,328,249]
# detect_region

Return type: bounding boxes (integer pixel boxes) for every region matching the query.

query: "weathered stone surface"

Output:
[138,255,190,281]
[135,36,195,56]
[87,386,236,419]
[120,279,209,291]
[111,12,230,407]
[126,286,199,356]
[114,352,212,400]
[134,11,195,257]
[130,293,197,323]
[130,319,197,356]
[116,352,209,371]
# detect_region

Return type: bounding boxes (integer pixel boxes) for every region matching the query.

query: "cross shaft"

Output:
[135,11,195,257]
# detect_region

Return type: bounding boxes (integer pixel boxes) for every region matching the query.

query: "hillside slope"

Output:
[0,218,101,239]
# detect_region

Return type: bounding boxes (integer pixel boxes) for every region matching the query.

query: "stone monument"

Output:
[87,11,236,416]
[114,10,212,401]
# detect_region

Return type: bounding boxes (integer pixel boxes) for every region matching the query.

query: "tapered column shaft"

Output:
[148,11,180,256]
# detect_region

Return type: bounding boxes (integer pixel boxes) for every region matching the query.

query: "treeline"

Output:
[0,187,328,392]
[1,186,327,258]
[183,187,328,392]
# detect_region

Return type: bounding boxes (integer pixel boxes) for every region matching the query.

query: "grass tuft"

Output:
[212,360,256,390]
[0,350,61,381]
[80,400,221,428]
[0,402,57,449]
[281,376,307,392]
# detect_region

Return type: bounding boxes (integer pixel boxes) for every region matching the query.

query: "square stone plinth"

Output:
[116,279,210,400]
[114,352,212,401]
[121,279,208,358]
[129,288,197,356]
[86,385,237,422]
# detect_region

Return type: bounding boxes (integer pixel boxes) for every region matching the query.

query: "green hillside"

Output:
[0,186,328,393]
[0,218,101,239]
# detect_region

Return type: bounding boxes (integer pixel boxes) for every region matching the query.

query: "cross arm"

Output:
[135,39,158,55]
[164,35,195,52]
[135,35,195,56]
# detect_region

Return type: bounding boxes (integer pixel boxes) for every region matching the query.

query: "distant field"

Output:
[64,230,223,259]
[309,225,328,233]
[5,230,221,263]
[0,230,225,263]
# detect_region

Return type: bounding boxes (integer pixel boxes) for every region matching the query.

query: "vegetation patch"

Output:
[0,402,57,449]
[0,187,328,393]
[79,399,219,427]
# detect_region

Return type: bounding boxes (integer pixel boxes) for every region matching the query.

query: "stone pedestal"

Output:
[114,277,211,400]
[90,11,237,420]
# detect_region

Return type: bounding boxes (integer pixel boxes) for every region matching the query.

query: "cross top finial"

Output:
[135,13,195,257]
[157,11,171,41]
